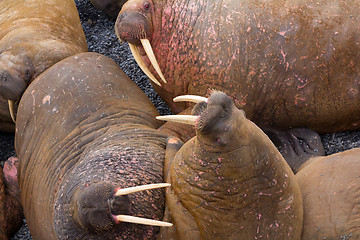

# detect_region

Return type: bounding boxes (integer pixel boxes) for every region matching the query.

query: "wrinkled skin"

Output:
[115,0,360,134]
[90,0,128,18]
[0,0,87,132]
[0,157,23,240]
[158,92,303,239]
[15,52,179,239]
[296,148,360,239]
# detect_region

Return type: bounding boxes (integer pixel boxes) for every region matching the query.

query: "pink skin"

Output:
[0,156,23,238]
[116,0,360,133]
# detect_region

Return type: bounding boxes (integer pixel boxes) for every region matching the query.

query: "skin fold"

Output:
[115,0,360,134]
[0,0,88,132]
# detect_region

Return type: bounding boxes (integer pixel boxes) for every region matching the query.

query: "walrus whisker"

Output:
[114,183,170,196]
[173,95,208,103]
[113,215,173,227]
[128,43,162,86]
[140,39,167,83]
[8,100,15,123]
[156,115,198,125]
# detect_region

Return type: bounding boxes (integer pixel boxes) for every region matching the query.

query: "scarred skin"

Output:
[115,0,360,133]
[0,0,88,132]
[157,92,303,239]
[15,52,196,239]
[0,157,23,240]
[296,148,360,239]
[90,0,128,18]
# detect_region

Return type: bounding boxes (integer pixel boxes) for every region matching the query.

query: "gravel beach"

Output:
[4,0,360,239]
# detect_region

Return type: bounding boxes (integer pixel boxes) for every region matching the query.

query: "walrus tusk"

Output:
[114,183,170,196]
[114,215,173,227]
[140,39,167,84]
[156,115,198,125]
[129,43,162,86]
[8,100,16,123]
[173,95,208,103]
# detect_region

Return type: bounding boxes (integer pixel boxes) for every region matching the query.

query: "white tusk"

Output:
[173,95,208,103]
[115,215,173,227]
[114,183,170,196]
[156,115,198,125]
[140,39,167,84]
[129,43,162,86]
[8,100,15,123]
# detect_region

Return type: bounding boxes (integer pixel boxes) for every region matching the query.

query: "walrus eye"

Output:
[143,2,150,11]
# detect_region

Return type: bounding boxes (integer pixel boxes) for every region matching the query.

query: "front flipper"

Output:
[264,128,325,173]
[158,137,200,240]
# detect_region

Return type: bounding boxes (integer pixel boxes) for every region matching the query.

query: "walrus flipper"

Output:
[264,128,325,173]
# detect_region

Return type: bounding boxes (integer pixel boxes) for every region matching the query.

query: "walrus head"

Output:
[115,0,166,86]
[0,51,34,122]
[70,181,171,233]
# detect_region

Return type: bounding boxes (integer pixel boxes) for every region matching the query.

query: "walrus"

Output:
[296,148,360,239]
[0,157,23,239]
[0,0,88,131]
[90,0,128,18]
[158,93,360,239]
[156,91,303,239]
[15,52,191,239]
[114,0,360,134]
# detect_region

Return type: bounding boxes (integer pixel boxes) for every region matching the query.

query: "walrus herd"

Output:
[1,0,360,239]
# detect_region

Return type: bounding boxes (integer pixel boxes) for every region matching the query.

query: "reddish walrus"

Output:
[115,0,360,134]
[15,52,303,239]
[0,0,87,132]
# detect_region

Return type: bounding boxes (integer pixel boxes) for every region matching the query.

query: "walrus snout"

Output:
[194,91,246,147]
[115,11,152,44]
[71,182,130,233]
[0,52,34,101]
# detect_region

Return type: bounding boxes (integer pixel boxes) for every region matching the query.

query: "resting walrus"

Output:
[115,0,360,134]
[15,52,304,239]
[158,93,360,239]
[15,52,184,239]
[0,0,87,131]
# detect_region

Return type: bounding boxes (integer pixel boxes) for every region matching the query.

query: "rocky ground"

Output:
[4,0,360,239]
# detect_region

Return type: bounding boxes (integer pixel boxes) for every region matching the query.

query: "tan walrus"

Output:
[0,0,87,131]
[158,93,360,239]
[157,91,304,239]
